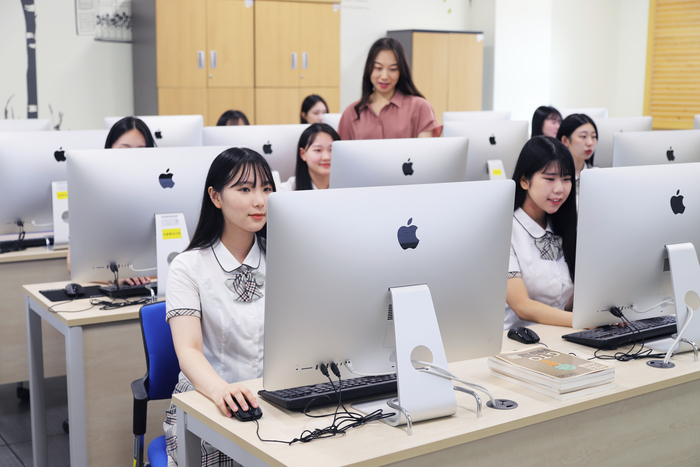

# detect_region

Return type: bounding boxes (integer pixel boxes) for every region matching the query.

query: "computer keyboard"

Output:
[98,281,157,299]
[258,373,397,411]
[0,237,53,253]
[562,315,677,349]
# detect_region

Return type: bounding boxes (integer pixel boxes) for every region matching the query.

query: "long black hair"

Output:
[187,148,275,252]
[300,95,328,124]
[556,113,598,167]
[512,136,577,281]
[216,110,250,126]
[294,123,340,190]
[531,106,562,137]
[104,116,156,148]
[354,37,424,120]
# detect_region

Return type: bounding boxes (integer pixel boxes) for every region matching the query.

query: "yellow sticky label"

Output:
[492,169,502,176]
[162,228,182,239]
[56,191,68,200]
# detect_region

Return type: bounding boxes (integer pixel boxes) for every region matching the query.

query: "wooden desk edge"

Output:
[0,247,67,264]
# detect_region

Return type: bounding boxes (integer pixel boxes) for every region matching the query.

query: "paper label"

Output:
[56,191,68,200]
[492,169,502,176]
[162,228,182,240]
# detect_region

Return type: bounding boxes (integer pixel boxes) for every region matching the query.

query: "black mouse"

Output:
[507,326,540,344]
[228,397,262,422]
[64,283,84,298]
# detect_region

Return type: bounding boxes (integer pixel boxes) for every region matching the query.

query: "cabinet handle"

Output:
[210,50,217,69]
[198,51,204,69]
[302,52,308,70]
[291,53,297,70]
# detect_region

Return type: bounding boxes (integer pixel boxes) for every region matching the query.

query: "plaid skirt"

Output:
[164,373,242,467]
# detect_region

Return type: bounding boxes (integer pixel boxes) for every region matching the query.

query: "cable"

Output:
[411,360,497,407]
[345,360,396,377]
[590,311,666,362]
[630,299,674,314]
[662,305,694,365]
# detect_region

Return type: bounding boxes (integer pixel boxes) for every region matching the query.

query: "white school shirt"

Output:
[166,237,265,384]
[275,176,318,192]
[504,208,573,330]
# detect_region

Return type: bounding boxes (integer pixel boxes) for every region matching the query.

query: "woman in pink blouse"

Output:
[338,37,441,140]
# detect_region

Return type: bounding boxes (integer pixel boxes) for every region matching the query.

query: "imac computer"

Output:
[329,137,468,188]
[612,130,700,167]
[442,120,528,180]
[103,115,204,147]
[0,129,109,236]
[442,111,511,122]
[66,146,227,283]
[593,116,653,168]
[263,180,515,392]
[559,107,608,119]
[321,113,341,131]
[0,119,51,132]
[202,124,309,181]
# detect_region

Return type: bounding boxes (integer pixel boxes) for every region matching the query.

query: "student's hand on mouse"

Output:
[215,382,257,417]
[119,277,150,286]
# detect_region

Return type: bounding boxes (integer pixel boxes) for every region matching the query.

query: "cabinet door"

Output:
[255,1,300,87]
[256,88,299,125]
[448,33,483,111]
[412,33,450,123]
[156,0,207,88]
[158,88,208,117]
[298,2,340,88]
[207,88,256,126]
[298,87,340,114]
[206,0,254,88]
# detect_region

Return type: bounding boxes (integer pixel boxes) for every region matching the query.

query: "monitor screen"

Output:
[202,124,308,181]
[0,119,51,132]
[0,129,109,236]
[263,180,514,391]
[573,163,700,329]
[329,137,468,189]
[321,113,341,131]
[66,146,227,282]
[104,115,204,147]
[593,116,653,168]
[612,129,700,167]
[560,108,608,119]
[442,120,528,180]
[442,111,511,122]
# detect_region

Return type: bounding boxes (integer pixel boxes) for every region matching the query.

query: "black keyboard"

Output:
[0,237,54,253]
[258,374,397,411]
[562,315,677,349]
[98,282,157,299]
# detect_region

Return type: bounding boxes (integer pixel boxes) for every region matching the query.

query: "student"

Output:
[277,123,339,191]
[337,37,441,140]
[505,136,577,330]
[300,95,328,124]
[163,147,274,466]
[531,106,562,138]
[557,113,598,182]
[217,110,250,126]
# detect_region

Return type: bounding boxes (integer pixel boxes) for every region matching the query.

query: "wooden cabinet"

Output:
[388,30,484,123]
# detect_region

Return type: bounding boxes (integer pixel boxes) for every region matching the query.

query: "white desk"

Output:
[173,324,700,467]
[24,281,170,467]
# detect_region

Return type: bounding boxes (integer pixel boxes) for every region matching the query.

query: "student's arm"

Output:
[506,277,573,327]
[170,315,258,416]
[418,130,433,138]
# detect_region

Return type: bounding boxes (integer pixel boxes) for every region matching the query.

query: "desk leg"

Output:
[26,298,48,467]
[177,407,202,467]
[65,326,88,466]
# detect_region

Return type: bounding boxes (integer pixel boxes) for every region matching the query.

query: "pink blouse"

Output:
[338,91,442,140]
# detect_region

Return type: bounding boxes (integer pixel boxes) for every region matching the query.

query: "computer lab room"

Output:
[1,0,700,466]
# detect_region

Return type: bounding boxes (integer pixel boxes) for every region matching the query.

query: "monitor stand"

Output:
[487,159,507,180]
[51,181,69,249]
[154,213,190,299]
[352,284,457,435]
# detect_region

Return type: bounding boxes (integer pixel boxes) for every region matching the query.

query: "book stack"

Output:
[488,346,615,400]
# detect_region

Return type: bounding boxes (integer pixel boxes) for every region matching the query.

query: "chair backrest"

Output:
[139,302,181,400]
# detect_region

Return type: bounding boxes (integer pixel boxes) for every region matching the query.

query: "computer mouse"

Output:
[228,397,262,422]
[507,326,540,344]
[64,283,84,298]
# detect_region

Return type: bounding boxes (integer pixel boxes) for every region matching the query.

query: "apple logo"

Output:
[159,169,175,189]
[397,218,419,250]
[402,158,414,176]
[670,190,685,215]
[262,141,273,155]
[666,146,675,162]
[489,134,496,145]
[155,129,163,139]
[54,147,66,162]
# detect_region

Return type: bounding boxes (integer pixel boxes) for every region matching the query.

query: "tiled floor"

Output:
[0,377,69,467]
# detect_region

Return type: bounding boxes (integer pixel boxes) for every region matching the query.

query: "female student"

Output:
[337,37,441,140]
[557,113,598,182]
[505,136,577,330]
[277,123,340,191]
[300,95,328,124]
[217,110,250,126]
[163,147,274,466]
[531,106,562,138]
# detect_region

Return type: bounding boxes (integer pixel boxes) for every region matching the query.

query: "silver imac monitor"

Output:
[593,116,653,168]
[263,180,515,391]
[202,124,308,181]
[103,115,204,147]
[67,146,227,282]
[0,119,51,132]
[321,113,341,131]
[560,107,608,119]
[612,129,700,167]
[442,111,511,122]
[329,137,468,189]
[0,129,109,236]
[442,120,528,180]
[573,163,700,330]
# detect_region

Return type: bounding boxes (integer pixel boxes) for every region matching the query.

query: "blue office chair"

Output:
[132,301,181,467]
